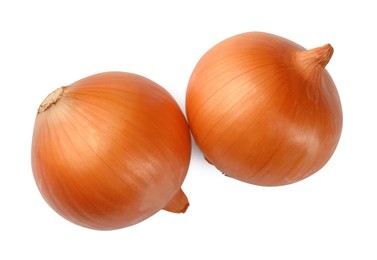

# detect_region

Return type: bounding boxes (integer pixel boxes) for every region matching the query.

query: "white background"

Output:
[1,0,376,259]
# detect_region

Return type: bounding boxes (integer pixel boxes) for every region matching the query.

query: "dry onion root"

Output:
[32,72,191,230]
[186,32,343,186]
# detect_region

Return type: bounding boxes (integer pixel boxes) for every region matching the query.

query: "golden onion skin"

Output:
[186,32,342,186]
[32,72,191,230]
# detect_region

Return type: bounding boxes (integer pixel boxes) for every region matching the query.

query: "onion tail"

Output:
[293,44,333,81]
[163,188,189,213]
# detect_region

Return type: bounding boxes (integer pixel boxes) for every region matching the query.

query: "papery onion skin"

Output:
[32,72,191,230]
[186,32,342,186]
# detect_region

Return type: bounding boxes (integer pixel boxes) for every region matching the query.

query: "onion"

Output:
[186,32,343,186]
[32,72,191,230]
